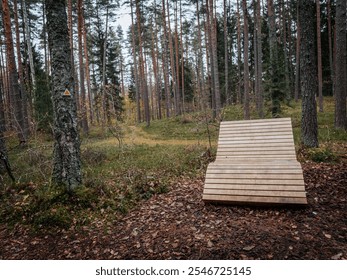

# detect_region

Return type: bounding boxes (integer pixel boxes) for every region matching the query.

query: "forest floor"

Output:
[0,100,346,259]
[0,159,346,259]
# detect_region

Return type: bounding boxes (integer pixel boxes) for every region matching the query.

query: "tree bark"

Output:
[294,1,300,102]
[135,0,150,126]
[255,0,263,118]
[46,0,82,190]
[327,0,334,96]
[299,0,318,147]
[224,0,229,105]
[236,0,242,104]
[242,0,250,120]
[130,0,141,123]
[77,0,89,134]
[2,0,28,144]
[334,0,347,129]
[316,0,323,112]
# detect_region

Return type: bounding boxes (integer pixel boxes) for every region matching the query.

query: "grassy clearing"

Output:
[0,97,345,230]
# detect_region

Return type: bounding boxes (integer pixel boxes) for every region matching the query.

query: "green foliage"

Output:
[308,147,337,163]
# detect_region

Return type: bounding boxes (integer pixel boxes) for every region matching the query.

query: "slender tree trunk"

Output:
[130,0,141,123]
[256,0,263,117]
[166,0,179,116]
[281,0,290,101]
[316,0,323,112]
[268,0,280,116]
[242,0,250,120]
[327,0,334,96]
[224,0,229,105]
[196,0,206,110]
[208,0,221,118]
[299,0,318,147]
[135,0,150,126]
[14,0,30,130]
[82,17,93,124]
[334,0,347,129]
[0,84,15,182]
[294,1,300,102]
[77,0,89,134]
[174,0,181,115]
[2,0,28,144]
[21,0,36,101]
[236,0,242,104]
[67,0,80,115]
[46,0,82,190]
[161,0,171,118]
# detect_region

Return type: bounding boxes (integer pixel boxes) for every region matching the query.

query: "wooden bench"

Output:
[202,118,307,205]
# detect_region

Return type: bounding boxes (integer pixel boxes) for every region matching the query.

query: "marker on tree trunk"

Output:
[63,88,71,96]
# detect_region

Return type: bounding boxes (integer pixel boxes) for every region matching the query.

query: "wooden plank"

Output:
[204,183,305,191]
[218,135,294,140]
[217,150,296,155]
[205,178,305,185]
[218,139,295,144]
[203,189,306,198]
[221,118,291,125]
[209,162,301,167]
[219,125,292,132]
[206,168,302,174]
[206,173,303,180]
[216,156,296,160]
[202,194,307,205]
[219,127,292,136]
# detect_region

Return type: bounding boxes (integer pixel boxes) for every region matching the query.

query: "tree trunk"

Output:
[77,0,89,134]
[14,0,30,130]
[224,0,229,105]
[130,0,141,123]
[135,0,150,126]
[82,16,93,124]
[268,0,280,116]
[294,1,300,102]
[208,0,221,118]
[166,0,179,116]
[256,0,264,118]
[334,0,347,129]
[299,0,318,147]
[327,0,334,96]
[236,0,242,104]
[316,0,323,112]
[2,0,28,144]
[0,74,15,183]
[174,0,181,115]
[21,0,36,102]
[46,0,82,190]
[242,0,250,120]
[161,0,171,118]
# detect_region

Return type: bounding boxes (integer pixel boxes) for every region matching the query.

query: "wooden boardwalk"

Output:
[203,118,307,205]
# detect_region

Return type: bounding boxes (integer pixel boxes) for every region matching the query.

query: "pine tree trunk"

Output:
[236,0,242,104]
[135,0,150,126]
[256,0,263,117]
[268,0,280,116]
[2,0,28,144]
[294,1,300,102]
[166,0,179,116]
[82,17,94,124]
[299,0,318,147]
[77,0,89,134]
[46,0,82,190]
[224,0,229,105]
[130,0,141,123]
[174,0,181,115]
[242,0,250,120]
[316,0,323,112]
[334,0,347,129]
[208,0,221,118]
[327,0,334,96]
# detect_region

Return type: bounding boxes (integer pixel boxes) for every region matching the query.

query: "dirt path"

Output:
[0,162,346,260]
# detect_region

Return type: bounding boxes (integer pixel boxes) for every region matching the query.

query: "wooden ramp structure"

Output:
[203,118,307,205]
